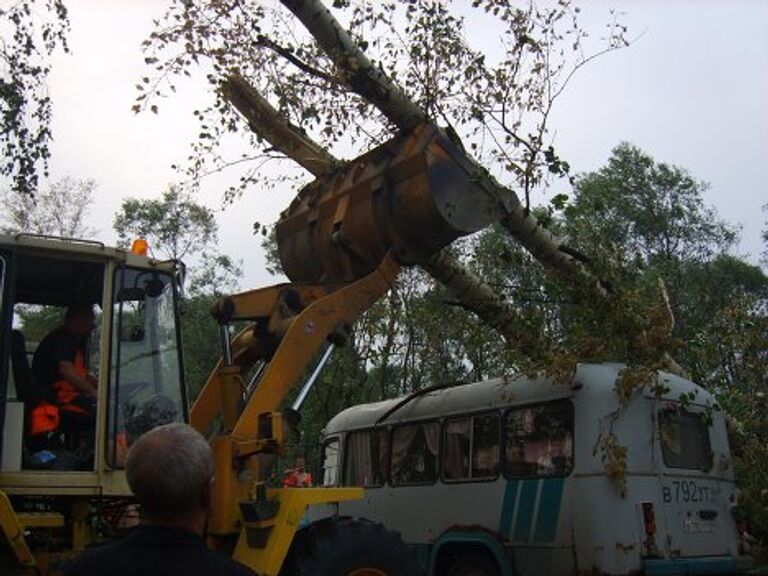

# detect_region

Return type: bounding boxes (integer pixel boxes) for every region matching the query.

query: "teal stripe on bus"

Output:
[513,479,538,542]
[498,480,519,536]
[533,477,564,543]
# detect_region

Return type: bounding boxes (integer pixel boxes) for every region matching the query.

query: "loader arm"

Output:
[189,254,400,574]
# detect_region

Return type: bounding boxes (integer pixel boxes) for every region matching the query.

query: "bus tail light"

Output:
[642,502,658,556]
[732,505,750,555]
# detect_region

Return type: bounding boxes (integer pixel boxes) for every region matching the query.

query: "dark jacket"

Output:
[64,524,256,576]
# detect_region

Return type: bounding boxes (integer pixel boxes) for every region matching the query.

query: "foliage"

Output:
[179,294,222,399]
[0,0,70,196]
[594,430,628,497]
[138,0,626,206]
[113,186,242,297]
[16,306,65,343]
[0,175,96,237]
[112,187,242,394]
[564,143,736,266]
[113,186,217,261]
[692,294,768,559]
[2,175,97,343]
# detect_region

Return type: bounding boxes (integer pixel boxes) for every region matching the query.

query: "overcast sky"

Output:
[45,1,768,288]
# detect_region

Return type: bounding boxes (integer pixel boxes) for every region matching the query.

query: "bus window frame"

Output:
[502,398,575,480]
[343,426,390,489]
[389,418,441,488]
[441,410,502,485]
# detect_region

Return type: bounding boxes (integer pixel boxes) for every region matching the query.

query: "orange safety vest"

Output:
[29,401,60,436]
[29,348,90,436]
[283,470,313,487]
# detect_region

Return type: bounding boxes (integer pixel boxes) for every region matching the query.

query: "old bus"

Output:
[309,363,750,576]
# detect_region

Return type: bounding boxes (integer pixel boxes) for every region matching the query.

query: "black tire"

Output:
[448,553,501,576]
[281,517,419,576]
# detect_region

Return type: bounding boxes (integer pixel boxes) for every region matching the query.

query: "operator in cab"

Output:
[64,423,255,576]
[31,302,98,437]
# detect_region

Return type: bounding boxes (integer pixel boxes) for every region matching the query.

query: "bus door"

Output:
[655,400,739,557]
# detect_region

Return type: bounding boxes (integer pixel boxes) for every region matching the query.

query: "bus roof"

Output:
[323,363,711,434]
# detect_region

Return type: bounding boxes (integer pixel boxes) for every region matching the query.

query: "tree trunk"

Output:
[421,250,531,351]
[222,74,337,176]
[280,0,426,132]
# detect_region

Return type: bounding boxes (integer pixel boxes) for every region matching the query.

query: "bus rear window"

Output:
[505,401,574,478]
[344,428,389,487]
[659,407,713,471]
[391,421,439,485]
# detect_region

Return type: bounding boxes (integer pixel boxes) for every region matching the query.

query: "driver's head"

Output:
[65,303,96,337]
[126,423,214,522]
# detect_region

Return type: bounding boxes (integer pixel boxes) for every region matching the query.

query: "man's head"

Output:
[295,456,306,472]
[64,303,96,337]
[126,423,214,526]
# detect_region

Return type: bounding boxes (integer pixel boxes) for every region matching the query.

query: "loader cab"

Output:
[0,234,187,497]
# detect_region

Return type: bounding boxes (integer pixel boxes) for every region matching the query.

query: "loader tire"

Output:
[281,517,419,576]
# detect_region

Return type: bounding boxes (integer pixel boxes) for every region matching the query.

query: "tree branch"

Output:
[255,34,339,86]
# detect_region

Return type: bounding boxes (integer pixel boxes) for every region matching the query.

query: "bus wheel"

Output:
[448,553,501,576]
[281,517,419,576]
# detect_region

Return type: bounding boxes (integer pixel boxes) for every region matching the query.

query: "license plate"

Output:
[683,519,713,533]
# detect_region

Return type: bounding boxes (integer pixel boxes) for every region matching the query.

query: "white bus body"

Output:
[309,363,749,576]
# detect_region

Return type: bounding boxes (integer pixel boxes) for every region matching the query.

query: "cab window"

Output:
[107,267,185,467]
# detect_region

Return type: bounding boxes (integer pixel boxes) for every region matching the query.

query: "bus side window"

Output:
[505,401,574,478]
[391,421,439,486]
[443,418,470,480]
[472,414,500,479]
[344,428,389,487]
[443,413,500,482]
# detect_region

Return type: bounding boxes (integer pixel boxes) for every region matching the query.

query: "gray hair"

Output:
[125,423,214,517]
